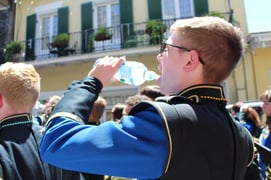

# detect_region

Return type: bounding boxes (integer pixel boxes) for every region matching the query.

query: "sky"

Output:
[244,0,271,33]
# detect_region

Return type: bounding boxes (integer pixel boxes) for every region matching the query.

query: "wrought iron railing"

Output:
[6,19,177,62]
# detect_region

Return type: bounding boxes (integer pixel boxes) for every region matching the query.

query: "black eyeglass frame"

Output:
[160,41,205,65]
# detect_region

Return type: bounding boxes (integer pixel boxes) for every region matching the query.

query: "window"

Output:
[40,14,58,50]
[162,0,194,19]
[97,5,107,27]
[93,0,120,51]
[41,15,58,38]
[94,0,120,28]
[111,3,120,27]
[34,1,62,58]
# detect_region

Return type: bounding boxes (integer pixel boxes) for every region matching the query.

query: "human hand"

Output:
[88,56,124,86]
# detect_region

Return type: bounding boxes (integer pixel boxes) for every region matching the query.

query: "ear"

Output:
[184,50,200,69]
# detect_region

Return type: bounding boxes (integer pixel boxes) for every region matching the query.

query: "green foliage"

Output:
[4,41,23,62]
[52,33,69,48]
[207,11,226,19]
[145,20,166,35]
[145,20,167,45]
[124,36,138,48]
[89,33,95,52]
[94,27,113,41]
[207,11,239,25]
[5,41,22,54]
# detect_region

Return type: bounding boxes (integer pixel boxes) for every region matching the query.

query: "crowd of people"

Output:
[257,87,271,179]
[1,16,271,180]
[227,87,271,179]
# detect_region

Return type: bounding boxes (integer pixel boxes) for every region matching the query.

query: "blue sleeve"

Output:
[40,109,168,179]
[40,77,168,179]
[241,121,255,134]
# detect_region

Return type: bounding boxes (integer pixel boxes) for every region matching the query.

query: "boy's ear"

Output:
[190,50,201,66]
[185,50,200,69]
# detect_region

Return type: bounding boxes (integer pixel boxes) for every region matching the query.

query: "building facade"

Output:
[10,0,271,121]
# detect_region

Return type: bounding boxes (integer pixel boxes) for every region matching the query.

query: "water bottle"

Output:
[94,57,159,86]
[116,61,159,86]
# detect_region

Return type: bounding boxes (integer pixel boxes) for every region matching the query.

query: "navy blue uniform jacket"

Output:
[40,77,254,180]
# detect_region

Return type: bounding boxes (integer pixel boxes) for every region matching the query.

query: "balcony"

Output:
[247,31,271,49]
[10,19,176,64]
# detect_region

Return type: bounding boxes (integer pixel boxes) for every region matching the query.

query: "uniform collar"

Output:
[0,114,33,129]
[177,84,227,104]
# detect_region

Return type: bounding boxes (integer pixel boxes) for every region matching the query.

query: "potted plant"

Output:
[51,33,70,56]
[145,20,167,45]
[51,33,69,49]
[94,27,113,41]
[4,41,23,62]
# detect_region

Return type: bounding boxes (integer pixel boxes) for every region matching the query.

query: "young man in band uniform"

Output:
[40,17,253,180]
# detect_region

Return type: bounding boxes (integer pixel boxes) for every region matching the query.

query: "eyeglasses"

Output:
[160,41,205,65]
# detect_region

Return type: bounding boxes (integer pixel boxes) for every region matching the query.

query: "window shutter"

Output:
[81,2,93,53]
[148,0,162,20]
[58,7,69,34]
[119,0,133,24]
[119,0,133,47]
[194,0,209,17]
[81,2,93,30]
[25,14,36,61]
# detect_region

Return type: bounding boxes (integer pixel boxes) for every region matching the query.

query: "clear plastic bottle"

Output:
[116,61,159,86]
[94,57,159,86]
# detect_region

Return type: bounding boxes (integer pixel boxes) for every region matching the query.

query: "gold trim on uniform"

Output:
[155,105,172,174]
[46,112,85,127]
[1,114,32,123]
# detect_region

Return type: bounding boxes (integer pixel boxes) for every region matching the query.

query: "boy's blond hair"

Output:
[0,62,40,111]
[171,16,246,83]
